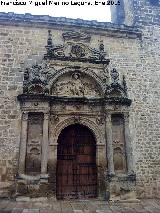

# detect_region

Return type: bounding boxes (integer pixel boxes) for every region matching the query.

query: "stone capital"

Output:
[44,113,49,120]
[124,113,129,123]
[105,113,112,122]
[22,112,28,121]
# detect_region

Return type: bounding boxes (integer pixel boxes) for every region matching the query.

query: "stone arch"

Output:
[53,117,104,145]
[48,67,105,96]
[56,123,98,199]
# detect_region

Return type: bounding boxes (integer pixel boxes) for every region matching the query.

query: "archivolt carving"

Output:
[52,117,104,145]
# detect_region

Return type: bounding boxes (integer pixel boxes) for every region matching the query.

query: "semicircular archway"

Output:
[56,124,97,200]
[49,68,105,98]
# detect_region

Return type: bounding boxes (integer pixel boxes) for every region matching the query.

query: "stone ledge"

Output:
[0,12,142,39]
[16,196,48,202]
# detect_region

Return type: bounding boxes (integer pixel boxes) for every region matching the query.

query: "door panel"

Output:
[56,124,97,199]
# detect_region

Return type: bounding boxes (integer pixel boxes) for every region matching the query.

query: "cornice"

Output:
[0,12,142,39]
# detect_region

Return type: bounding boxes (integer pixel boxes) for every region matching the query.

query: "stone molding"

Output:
[52,116,104,145]
[0,12,142,39]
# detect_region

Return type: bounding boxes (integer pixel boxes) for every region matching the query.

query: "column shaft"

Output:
[106,113,115,175]
[19,112,28,174]
[41,113,49,174]
[124,113,134,174]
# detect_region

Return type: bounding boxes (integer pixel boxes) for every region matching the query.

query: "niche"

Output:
[112,114,126,173]
[25,112,44,176]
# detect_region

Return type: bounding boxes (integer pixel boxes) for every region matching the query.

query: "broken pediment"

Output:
[44,30,109,64]
[51,72,102,98]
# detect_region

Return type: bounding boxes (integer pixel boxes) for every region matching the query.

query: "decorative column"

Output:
[105,113,115,176]
[124,113,134,175]
[41,113,49,174]
[19,112,28,174]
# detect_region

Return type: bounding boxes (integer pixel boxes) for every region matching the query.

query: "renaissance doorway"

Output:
[56,124,97,200]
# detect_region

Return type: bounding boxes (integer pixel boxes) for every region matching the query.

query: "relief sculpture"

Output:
[52,72,101,98]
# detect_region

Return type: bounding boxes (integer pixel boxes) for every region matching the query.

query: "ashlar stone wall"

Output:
[0,9,159,199]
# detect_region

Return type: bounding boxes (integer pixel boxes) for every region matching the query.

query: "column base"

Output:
[106,173,136,201]
[15,173,51,198]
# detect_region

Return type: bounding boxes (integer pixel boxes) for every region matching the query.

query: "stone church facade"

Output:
[0,0,159,200]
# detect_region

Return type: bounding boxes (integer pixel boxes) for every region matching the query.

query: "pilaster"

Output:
[19,112,28,174]
[41,113,49,174]
[105,113,115,176]
[124,113,134,175]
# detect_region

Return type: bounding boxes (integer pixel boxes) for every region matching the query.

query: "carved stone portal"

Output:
[16,30,135,200]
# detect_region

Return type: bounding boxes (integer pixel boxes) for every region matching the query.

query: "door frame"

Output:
[53,117,107,200]
[56,124,97,199]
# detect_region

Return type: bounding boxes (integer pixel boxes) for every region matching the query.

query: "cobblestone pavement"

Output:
[0,199,160,213]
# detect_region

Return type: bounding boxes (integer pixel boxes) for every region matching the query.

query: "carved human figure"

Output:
[70,73,84,96]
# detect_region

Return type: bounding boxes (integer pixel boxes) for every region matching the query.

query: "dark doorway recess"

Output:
[56,124,97,200]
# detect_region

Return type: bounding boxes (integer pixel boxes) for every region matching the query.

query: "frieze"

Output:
[20,100,49,109]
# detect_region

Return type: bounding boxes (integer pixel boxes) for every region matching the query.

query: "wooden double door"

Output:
[56,124,97,200]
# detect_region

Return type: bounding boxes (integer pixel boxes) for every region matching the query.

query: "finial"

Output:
[122,75,127,93]
[99,40,104,52]
[47,30,53,46]
[111,68,119,84]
